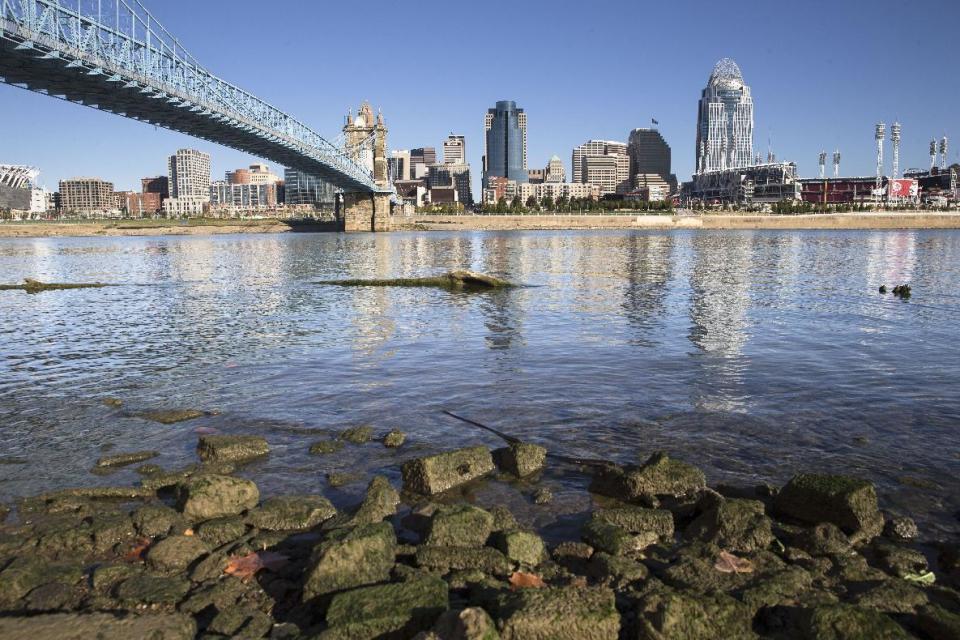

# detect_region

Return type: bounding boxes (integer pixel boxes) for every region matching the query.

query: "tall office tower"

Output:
[627,128,677,193]
[389,150,411,182]
[443,135,466,164]
[695,58,754,172]
[545,155,565,183]
[283,168,335,207]
[572,140,630,194]
[167,149,211,199]
[410,147,437,179]
[483,100,527,187]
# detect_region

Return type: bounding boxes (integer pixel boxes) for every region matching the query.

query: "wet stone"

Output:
[95,450,159,469]
[916,604,960,640]
[0,556,84,606]
[208,605,273,638]
[634,589,756,640]
[189,551,228,583]
[685,498,774,553]
[132,503,183,538]
[426,504,494,548]
[24,581,83,612]
[492,442,547,478]
[325,576,448,633]
[383,429,406,448]
[872,542,928,579]
[91,562,143,592]
[402,446,495,496]
[794,522,853,557]
[495,586,620,640]
[137,408,207,425]
[489,505,518,532]
[114,573,191,605]
[195,516,248,546]
[491,530,546,566]
[884,516,919,541]
[533,487,553,505]
[593,506,674,538]
[87,512,137,553]
[582,518,657,556]
[339,425,374,444]
[176,474,259,521]
[431,607,499,640]
[589,552,649,584]
[590,452,706,503]
[247,495,336,531]
[147,535,210,572]
[327,471,363,488]
[309,440,344,455]
[303,522,397,599]
[800,603,911,639]
[774,474,884,541]
[0,612,196,640]
[197,435,269,463]
[854,580,930,614]
[350,476,400,526]
[416,546,512,575]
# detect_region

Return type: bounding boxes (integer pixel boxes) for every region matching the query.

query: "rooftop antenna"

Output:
[875,122,885,191]
[891,122,901,178]
[818,151,826,179]
[833,149,841,178]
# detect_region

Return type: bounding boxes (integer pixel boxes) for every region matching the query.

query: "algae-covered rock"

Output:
[384,430,406,448]
[402,446,495,495]
[589,552,649,584]
[492,442,547,478]
[491,530,546,566]
[426,504,494,548]
[326,576,448,636]
[131,503,183,537]
[593,507,674,538]
[799,604,910,639]
[634,589,756,639]
[87,511,137,553]
[582,518,658,556]
[207,606,273,638]
[176,474,259,520]
[495,586,620,640]
[136,408,207,425]
[0,612,195,640]
[197,435,269,463]
[432,607,500,640]
[0,557,84,606]
[883,516,919,541]
[114,574,191,605]
[95,450,158,469]
[195,516,248,546]
[685,499,774,553]
[774,474,883,541]
[590,452,706,502]
[147,535,210,572]
[416,546,512,575]
[854,580,930,614]
[533,487,553,505]
[794,522,853,556]
[303,522,397,599]
[489,505,519,532]
[738,566,814,610]
[247,495,336,531]
[309,439,344,455]
[916,604,960,640]
[340,425,375,444]
[872,542,928,579]
[350,476,400,526]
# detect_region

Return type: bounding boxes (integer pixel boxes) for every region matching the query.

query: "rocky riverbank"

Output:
[0,431,957,639]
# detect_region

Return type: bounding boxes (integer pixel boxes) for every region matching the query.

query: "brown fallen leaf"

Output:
[714,550,754,574]
[124,537,152,562]
[224,551,289,581]
[509,571,547,590]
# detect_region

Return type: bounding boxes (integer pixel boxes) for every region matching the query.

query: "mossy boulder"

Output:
[402,446,495,495]
[147,534,210,572]
[582,518,657,556]
[383,430,406,448]
[195,516,248,546]
[207,606,273,638]
[303,522,397,599]
[589,552,649,584]
[491,529,546,566]
[634,589,756,639]
[685,499,774,552]
[416,546,512,575]
[247,495,336,531]
[309,440,344,455]
[197,435,269,463]
[349,476,400,526]
[0,612,196,640]
[0,557,84,606]
[593,507,674,538]
[131,503,183,538]
[95,450,158,469]
[426,504,494,547]
[854,580,930,614]
[325,576,448,636]
[916,604,960,640]
[432,607,500,640]
[495,586,620,640]
[774,474,883,541]
[799,604,910,639]
[339,425,375,444]
[590,452,706,503]
[114,574,191,605]
[176,474,259,520]
[492,442,547,478]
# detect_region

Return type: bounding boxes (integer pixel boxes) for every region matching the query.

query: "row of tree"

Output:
[477,195,673,214]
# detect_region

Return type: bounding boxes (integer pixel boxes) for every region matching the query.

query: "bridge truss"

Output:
[0,0,382,193]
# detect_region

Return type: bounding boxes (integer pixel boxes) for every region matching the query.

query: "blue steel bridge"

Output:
[0,0,382,194]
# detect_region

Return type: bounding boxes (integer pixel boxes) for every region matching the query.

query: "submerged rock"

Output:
[774,474,883,541]
[94,450,158,469]
[590,452,706,503]
[0,612,195,640]
[339,425,375,444]
[309,439,344,455]
[383,429,406,448]
[0,278,108,294]
[175,474,259,520]
[402,446,495,495]
[426,504,494,547]
[197,435,269,463]
[135,409,208,425]
[492,442,547,478]
[247,495,336,531]
[495,586,620,640]
[303,522,397,599]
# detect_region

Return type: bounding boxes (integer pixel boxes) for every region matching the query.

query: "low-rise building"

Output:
[163,196,209,217]
[210,181,278,213]
[516,181,599,204]
[683,163,801,205]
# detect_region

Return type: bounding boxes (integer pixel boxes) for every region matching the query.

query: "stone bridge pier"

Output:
[341,101,392,232]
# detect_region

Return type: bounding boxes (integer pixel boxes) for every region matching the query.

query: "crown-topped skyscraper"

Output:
[695,58,754,173]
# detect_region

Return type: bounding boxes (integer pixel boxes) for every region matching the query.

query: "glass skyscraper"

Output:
[695,58,754,173]
[483,100,527,187]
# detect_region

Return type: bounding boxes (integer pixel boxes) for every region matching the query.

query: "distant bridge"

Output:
[0,0,383,194]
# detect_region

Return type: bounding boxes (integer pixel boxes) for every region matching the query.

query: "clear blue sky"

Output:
[2,0,957,192]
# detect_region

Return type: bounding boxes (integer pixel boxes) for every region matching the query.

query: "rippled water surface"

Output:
[1,230,959,536]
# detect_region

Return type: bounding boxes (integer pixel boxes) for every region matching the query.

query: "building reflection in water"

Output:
[621,233,674,346]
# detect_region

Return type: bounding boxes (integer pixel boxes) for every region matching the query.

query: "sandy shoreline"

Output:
[2,213,960,238]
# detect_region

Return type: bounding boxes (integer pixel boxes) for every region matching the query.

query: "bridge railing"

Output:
[1,0,377,190]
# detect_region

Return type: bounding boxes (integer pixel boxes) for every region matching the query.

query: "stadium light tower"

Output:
[833,150,841,178]
[875,123,885,191]
[890,122,901,178]
[931,139,938,172]
[941,137,949,171]
[818,151,826,179]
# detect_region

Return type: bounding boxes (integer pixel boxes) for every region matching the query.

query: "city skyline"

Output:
[1,0,958,194]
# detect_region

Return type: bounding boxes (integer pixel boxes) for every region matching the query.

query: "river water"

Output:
[1,229,958,537]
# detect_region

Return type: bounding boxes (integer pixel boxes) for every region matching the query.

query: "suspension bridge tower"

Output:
[341,101,392,232]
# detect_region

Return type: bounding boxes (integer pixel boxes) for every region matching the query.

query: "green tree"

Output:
[495,197,507,214]
[525,195,538,211]
[511,195,523,212]
[540,196,554,212]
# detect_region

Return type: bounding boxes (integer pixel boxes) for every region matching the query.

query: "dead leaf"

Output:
[509,571,547,590]
[183,528,194,537]
[714,550,754,574]
[124,537,152,562]
[224,551,289,581]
